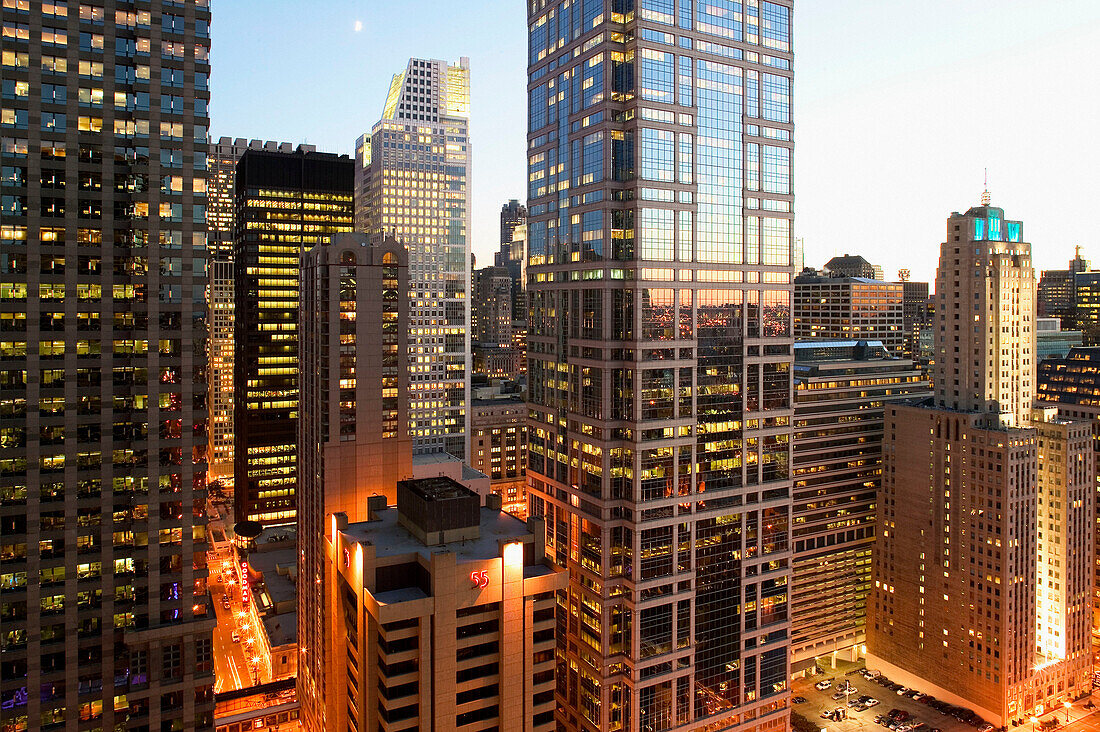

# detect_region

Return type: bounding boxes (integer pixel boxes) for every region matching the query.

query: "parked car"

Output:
[792,697,806,704]
[896,687,910,696]
[977,724,993,732]
[864,699,880,708]
[816,679,833,691]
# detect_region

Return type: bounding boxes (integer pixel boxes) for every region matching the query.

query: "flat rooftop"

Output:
[344,506,531,564]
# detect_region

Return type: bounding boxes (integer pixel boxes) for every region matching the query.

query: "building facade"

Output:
[793,274,905,356]
[471,392,527,516]
[324,478,567,731]
[355,56,472,460]
[525,2,796,730]
[0,2,214,728]
[206,138,313,481]
[899,280,930,362]
[1036,317,1083,362]
[1037,247,1089,328]
[790,341,929,672]
[232,147,354,526]
[1036,347,1100,654]
[1075,270,1100,346]
[867,200,1093,727]
[297,233,415,731]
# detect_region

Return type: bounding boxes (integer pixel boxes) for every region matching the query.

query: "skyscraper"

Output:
[0,3,214,728]
[867,200,1093,726]
[525,2,795,729]
[355,57,472,460]
[298,233,414,731]
[1037,246,1089,327]
[233,147,354,525]
[500,198,527,251]
[792,273,905,356]
[207,139,315,482]
[790,341,929,672]
[324,479,566,732]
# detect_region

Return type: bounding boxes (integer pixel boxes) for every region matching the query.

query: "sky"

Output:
[211,1,1100,284]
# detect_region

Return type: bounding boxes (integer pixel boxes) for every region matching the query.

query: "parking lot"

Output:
[792,668,983,732]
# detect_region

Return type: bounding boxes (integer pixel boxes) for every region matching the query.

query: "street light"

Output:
[1031,715,1039,732]
[1064,701,1072,725]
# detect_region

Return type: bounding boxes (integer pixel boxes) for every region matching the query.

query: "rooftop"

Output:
[344,505,533,564]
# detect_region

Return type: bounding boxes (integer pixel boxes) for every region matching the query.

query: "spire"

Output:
[980,168,991,206]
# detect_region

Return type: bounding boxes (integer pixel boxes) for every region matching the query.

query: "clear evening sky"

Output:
[211,1,1100,285]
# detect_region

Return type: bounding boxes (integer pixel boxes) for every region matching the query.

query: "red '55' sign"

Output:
[469,570,489,588]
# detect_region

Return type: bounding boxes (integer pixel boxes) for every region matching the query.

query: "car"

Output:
[896,687,909,695]
[792,697,806,704]
[816,680,833,691]
[907,691,922,700]
[833,691,846,701]
[231,631,240,643]
[977,725,993,732]
[865,699,880,708]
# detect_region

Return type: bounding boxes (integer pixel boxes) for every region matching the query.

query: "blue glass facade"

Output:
[526,0,794,730]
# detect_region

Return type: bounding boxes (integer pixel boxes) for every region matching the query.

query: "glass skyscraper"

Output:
[355,57,472,460]
[0,2,214,728]
[525,1,795,730]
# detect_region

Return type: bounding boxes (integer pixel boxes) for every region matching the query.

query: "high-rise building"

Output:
[525,2,795,730]
[500,198,527,251]
[1037,246,1089,327]
[1036,317,1083,362]
[206,139,315,483]
[233,147,354,525]
[1074,270,1100,345]
[822,254,878,279]
[1036,346,1100,652]
[866,200,1093,727]
[790,340,929,672]
[899,280,930,362]
[355,56,472,460]
[471,389,528,516]
[473,265,520,379]
[793,273,905,356]
[0,3,214,728]
[298,233,414,731]
[324,478,567,731]
[208,257,235,479]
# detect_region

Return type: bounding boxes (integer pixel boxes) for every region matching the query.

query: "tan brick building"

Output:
[323,477,566,731]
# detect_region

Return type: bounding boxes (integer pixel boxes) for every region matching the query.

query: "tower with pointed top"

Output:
[354,58,472,460]
[867,198,1093,727]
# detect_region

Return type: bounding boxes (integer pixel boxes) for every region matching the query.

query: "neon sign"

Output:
[469,570,489,588]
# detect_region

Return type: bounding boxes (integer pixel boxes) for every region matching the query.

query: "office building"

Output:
[899,280,930,362]
[1037,347,1100,649]
[323,478,567,731]
[500,198,527,251]
[232,147,354,526]
[355,56,472,459]
[473,265,521,379]
[1036,317,1083,362]
[867,199,1093,726]
[0,2,214,728]
[208,257,235,479]
[1037,247,1090,327]
[297,234,414,731]
[793,274,905,356]
[526,2,795,730]
[471,387,528,516]
[822,254,878,279]
[790,341,929,672]
[1075,270,1100,345]
[207,139,314,481]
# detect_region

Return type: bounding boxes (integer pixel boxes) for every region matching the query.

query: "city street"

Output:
[207,494,267,693]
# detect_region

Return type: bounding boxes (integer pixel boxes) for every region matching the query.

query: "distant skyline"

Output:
[211,1,1100,284]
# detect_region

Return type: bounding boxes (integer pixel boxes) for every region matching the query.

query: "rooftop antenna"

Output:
[980,168,991,206]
